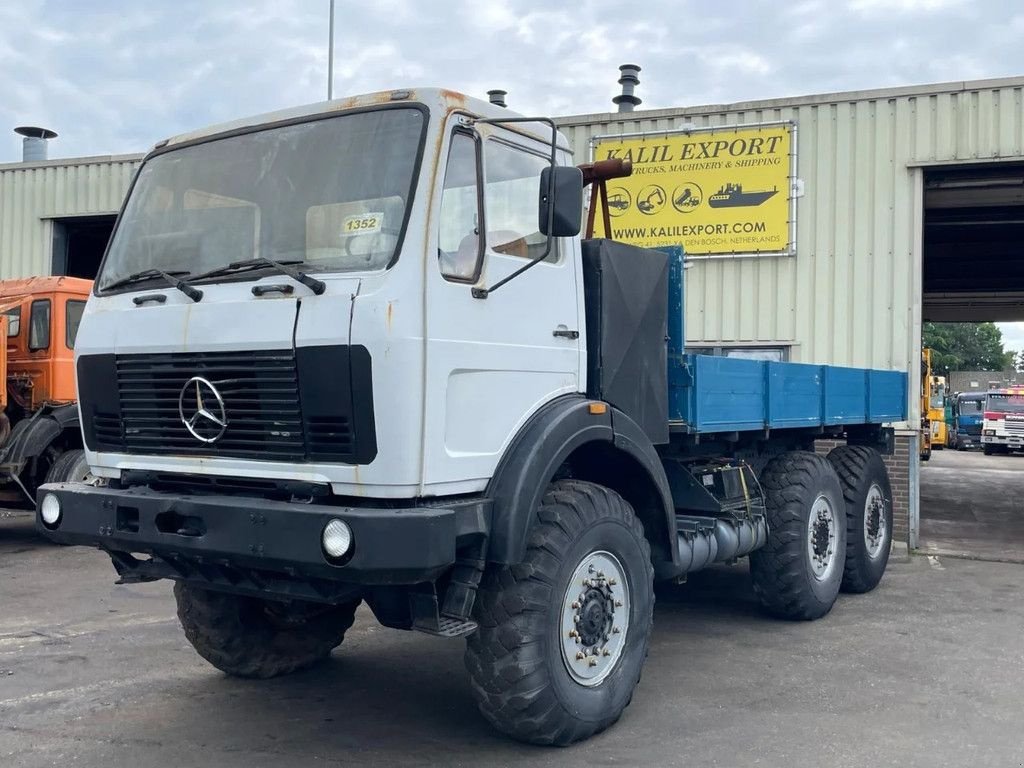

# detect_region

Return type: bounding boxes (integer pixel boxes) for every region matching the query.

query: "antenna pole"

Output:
[327,0,335,100]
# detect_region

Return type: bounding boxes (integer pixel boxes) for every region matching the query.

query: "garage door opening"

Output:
[920,163,1024,562]
[51,215,117,280]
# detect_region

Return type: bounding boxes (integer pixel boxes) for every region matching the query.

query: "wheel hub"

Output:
[807,494,838,580]
[560,551,629,687]
[864,484,887,558]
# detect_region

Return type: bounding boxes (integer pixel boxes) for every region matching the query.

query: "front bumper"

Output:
[36,482,488,599]
[981,435,1022,446]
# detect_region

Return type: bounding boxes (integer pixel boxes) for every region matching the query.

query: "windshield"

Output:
[986,394,1024,414]
[957,398,983,414]
[98,107,425,291]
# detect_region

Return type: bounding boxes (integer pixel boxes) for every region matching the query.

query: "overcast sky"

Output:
[2,0,1024,344]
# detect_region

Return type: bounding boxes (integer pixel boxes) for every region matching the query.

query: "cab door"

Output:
[422,120,583,494]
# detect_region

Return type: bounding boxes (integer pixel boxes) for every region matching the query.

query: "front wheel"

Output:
[44,449,93,484]
[175,583,359,678]
[465,480,654,746]
[749,452,847,620]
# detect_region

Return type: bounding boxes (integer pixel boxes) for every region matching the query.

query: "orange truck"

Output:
[1,276,93,506]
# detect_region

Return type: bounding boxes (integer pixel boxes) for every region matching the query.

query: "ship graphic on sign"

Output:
[707,183,779,208]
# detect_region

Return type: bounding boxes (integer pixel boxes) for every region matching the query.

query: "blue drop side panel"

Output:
[766,362,824,428]
[867,369,908,422]
[687,355,767,432]
[823,366,867,425]
[676,355,908,433]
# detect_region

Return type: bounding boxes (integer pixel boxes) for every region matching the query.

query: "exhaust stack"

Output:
[612,65,641,113]
[14,126,57,162]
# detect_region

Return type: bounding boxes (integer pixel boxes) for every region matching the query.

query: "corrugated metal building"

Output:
[4,77,1024,547]
[0,153,141,279]
[559,75,1024,547]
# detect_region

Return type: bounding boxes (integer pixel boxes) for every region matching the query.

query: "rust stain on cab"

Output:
[385,301,394,332]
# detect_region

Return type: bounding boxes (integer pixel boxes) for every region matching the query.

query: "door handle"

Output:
[553,328,579,339]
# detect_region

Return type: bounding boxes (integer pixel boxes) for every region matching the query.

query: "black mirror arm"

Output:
[471,243,553,299]
[468,115,559,300]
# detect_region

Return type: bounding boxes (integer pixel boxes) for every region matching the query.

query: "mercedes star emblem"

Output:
[178,376,228,443]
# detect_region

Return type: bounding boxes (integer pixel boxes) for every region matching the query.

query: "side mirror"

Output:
[538,166,583,237]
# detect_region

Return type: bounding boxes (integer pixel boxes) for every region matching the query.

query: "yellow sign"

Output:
[592,124,793,255]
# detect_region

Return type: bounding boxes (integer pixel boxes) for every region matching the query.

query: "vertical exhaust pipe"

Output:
[14,126,57,162]
[612,65,641,112]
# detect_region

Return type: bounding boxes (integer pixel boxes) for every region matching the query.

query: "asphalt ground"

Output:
[920,447,1024,562]
[2,512,1022,768]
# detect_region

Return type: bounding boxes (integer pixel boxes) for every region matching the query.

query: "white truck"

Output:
[981,389,1024,454]
[38,89,906,745]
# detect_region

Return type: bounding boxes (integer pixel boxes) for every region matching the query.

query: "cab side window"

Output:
[29,299,51,351]
[437,132,482,282]
[484,140,557,263]
[3,306,20,337]
[66,300,86,349]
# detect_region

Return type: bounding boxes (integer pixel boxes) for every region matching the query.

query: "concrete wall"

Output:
[0,154,141,278]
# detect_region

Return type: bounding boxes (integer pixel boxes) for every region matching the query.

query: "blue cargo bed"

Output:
[659,245,908,435]
[669,354,908,433]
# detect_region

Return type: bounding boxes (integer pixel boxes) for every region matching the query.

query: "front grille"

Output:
[77,346,375,465]
[115,350,310,461]
[1004,419,1024,435]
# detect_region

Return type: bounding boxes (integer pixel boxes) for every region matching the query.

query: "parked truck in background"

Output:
[37,90,907,745]
[920,349,933,461]
[981,387,1024,454]
[950,391,984,450]
[928,372,949,449]
[1,277,94,507]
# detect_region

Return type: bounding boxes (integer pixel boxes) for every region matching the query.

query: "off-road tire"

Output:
[44,449,91,484]
[174,583,359,679]
[749,452,847,621]
[827,446,893,594]
[465,480,654,746]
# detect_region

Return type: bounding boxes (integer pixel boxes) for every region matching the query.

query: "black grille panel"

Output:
[115,350,309,461]
[77,347,375,465]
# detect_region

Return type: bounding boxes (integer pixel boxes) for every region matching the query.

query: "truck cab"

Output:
[981,388,1024,454]
[950,391,984,450]
[37,89,905,746]
[1,276,92,503]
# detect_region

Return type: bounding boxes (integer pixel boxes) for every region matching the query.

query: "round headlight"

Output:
[40,493,62,527]
[322,519,353,560]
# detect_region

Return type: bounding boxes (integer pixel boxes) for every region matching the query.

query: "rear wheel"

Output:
[175,583,359,678]
[827,446,893,594]
[749,452,847,620]
[465,480,654,746]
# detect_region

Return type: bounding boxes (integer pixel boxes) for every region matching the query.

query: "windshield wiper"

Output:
[104,268,203,302]
[193,257,326,295]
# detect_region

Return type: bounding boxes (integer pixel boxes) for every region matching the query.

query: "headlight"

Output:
[40,493,62,527]
[322,519,353,560]
[984,429,996,436]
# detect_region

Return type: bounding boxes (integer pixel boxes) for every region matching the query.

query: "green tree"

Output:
[922,322,1014,374]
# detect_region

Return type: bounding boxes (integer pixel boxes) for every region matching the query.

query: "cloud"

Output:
[1,0,1024,161]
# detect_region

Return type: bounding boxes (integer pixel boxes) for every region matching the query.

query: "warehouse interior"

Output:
[919,161,1024,560]
[50,214,117,279]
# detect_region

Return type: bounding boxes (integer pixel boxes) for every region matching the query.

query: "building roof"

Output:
[556,75,1024,127]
